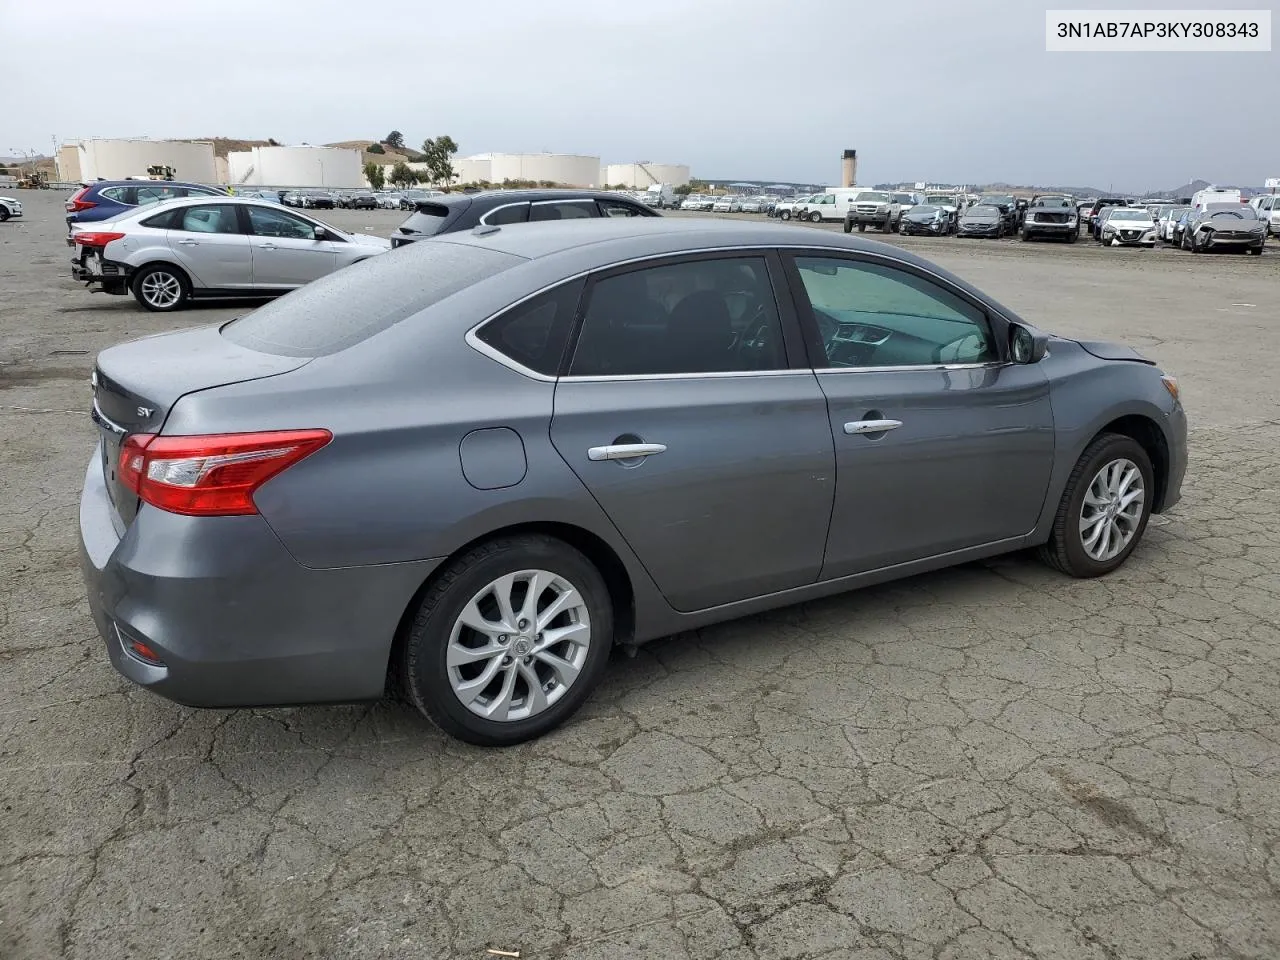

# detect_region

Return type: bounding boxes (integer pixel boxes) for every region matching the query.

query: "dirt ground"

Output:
[2,191,1278,960]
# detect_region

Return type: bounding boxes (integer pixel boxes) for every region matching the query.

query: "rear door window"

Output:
[222,242,523,356]
[175,204,242,234]
[480,203,531,225]
[530,201,597,221]
[135,185,184,207]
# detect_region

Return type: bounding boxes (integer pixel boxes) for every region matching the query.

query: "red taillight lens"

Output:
[73,232,126,248]
[66,187,97,212]
[118,430,332,517]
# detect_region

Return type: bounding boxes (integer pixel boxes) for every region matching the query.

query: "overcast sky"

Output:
[6,0,1276,191]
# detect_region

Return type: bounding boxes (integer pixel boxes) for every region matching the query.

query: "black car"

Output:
[1086,197,1129,239]
[975,194,1018,233]
[302,191,334,210]
[957,204,1006,238]
[898,204,954,236]
[391,190,660,247]
[349,192,378,210]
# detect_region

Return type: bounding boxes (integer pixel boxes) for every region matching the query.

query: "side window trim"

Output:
[479,201,531,225]
[530,199,599,219]
[563,250,798,381]
[779,249,1010,371]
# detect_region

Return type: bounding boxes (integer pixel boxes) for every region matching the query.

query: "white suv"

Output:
[0,195,24,221]
[1251,194,1279,236]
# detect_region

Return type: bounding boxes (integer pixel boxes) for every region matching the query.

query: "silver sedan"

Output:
[80,218,1187,744]
[69,196,390,311]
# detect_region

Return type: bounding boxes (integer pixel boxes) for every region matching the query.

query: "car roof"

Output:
[432,216,937,268]
[425,189,645,209]
[84,179,216,190]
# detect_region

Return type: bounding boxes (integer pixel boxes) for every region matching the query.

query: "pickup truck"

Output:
[843,190,901,233]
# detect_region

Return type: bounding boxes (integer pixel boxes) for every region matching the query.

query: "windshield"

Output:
[980,195,1013,206]
[1033,197,1072,208]
[925,195,954,205]
[909,205,941,216]
[1109,209,1152,222]
[857,192,890,202]
[1208,206,1257,219]
[966,206,1000,219]
[893,194,915,204]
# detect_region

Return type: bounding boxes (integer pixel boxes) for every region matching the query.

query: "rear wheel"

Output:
[131,264,190,312]
[780,210,791,221]
[1039,433,1153,578]
[400,534,613,746]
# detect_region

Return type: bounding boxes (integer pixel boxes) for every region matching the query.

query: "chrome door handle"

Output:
[176,239,199,246]
[259,242,277,250]
[587,443,667,462]
[844,419,902,435]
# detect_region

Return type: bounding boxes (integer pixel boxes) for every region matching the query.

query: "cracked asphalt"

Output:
[2,193,1279,959]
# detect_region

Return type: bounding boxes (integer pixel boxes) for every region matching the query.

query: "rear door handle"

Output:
[258,242,277,250]
[587,443,667,461]
[844,419,903,435]
[176,239,199,246]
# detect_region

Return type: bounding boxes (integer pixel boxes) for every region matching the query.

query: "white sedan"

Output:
[69,196,390,311]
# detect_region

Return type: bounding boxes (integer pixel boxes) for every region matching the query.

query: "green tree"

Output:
[367,142,385,155]
[420,135,459,186]
[388,160,418,189]
[363,161,386,191]
[384,130,406,149]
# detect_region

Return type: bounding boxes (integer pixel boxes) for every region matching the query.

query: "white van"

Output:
[794,187,865,223]
[1191,186,1242,212]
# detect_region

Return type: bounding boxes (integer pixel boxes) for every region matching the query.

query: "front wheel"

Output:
[131,264,190,312]
[1066,230,1077,243]
[1021,229,1031,241]
[0,208,9,222]
[1039,433,1154,578]
[809,211,822,223]
[400,534,614,746]
[843,220,853,234]
[780,210,791,221]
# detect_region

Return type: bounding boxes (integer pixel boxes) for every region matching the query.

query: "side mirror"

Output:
[313,225,327,240]
[1010,324,1048,364]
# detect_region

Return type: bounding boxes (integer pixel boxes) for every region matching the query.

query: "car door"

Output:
[784,253,1055,579]
[164,203,253,290]
[549,253,835,613]
[242,205,338,288]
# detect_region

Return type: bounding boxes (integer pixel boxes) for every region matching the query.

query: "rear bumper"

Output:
[78,447,441,708]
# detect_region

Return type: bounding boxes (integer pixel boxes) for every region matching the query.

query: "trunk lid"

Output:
[92,325,310,525]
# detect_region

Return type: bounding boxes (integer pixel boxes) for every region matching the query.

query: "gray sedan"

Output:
[69,196,390,311]
[80,219,1187,745]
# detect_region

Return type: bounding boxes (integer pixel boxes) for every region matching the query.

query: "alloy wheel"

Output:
[140,270,183,309]
[1079,458,1144,562]
[446,569,591,722]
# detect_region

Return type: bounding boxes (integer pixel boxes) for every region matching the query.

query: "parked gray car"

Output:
[69,196,390,311]
[80,218,1187,745]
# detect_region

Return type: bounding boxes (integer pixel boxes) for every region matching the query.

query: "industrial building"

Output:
[601,162,691,188]
[227,145,363,188]
[451,153,603,187]
[56,138,217,184]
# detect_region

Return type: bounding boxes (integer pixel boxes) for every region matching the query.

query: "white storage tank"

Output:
[227,146,363,187]
[60,139,217,183]
[603,162,691,188]
[456,153,601,187]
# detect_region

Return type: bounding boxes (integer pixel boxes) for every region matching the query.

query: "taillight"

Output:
[66,187,96,212]
[118,430,332,517]
[73,232,126,248]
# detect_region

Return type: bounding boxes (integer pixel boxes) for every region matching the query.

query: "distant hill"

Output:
[326,140,426,166]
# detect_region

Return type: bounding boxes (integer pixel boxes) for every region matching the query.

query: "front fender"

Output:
[1030,339,1185,540]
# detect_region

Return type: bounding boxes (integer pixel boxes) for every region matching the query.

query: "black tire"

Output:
[1191,233,1202,253]
[400,534,614,746]
[1038,433,1154,578]
[857,223,866,233]
[780,210,791,221]
[1066,230,1077,243]
[0,208,10,222]
[809,211,822,223]
[130,263,191,312]
[879,217,891,233]
[1020,229,1031,241]
[1181,231,1192,251]
[843,220,853,234]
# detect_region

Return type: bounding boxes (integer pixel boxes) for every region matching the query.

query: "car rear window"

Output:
[399,203,453,237]
[221,242,523,357]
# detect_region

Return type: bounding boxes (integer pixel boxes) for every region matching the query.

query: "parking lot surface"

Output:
[2,192,1279,960]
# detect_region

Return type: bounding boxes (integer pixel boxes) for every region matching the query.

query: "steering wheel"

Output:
[932,332,987,364]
